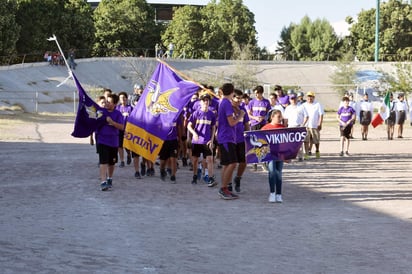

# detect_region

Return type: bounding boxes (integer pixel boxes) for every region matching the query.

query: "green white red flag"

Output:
[371,92,390,128]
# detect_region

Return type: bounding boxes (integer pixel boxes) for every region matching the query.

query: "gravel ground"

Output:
[0,113,412,274]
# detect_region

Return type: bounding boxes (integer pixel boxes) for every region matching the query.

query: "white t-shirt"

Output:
[302,101,324,128]
[284,104,307,127]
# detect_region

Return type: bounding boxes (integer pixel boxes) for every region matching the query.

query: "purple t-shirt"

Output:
[235,104,249,144]
[248,97,271,126]
[189,109,216,144]
[165,114,183,141]
[337,106,356,125]
[116,104,133,124]
[217,97,235,144]
[96,109,123,147]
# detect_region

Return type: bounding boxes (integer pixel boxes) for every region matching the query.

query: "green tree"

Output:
[276,23,295,60]
[349,0,412,61]
[381,62,412,96]
[161,5,203,59]
[15,0,94,61]
[93,0,160,57]
[200,0,257,59]
[0,0,21,62]
[330,51,357,96]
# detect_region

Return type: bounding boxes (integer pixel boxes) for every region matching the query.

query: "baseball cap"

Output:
[289,93,297,99]
[134,84,144,89]
[307,91,315,97]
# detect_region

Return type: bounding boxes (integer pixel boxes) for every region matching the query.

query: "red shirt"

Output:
[261,123,285,130]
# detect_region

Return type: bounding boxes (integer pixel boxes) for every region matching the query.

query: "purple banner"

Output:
[71,73,105,138]
[124,62,200,161]
[244,127,307,163]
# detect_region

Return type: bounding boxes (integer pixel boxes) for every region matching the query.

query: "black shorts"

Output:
[118,131,124,147]
[235,142,246,163]
[340,124,352,139]
[191,143,213,158]
[98,144,118,165]
[219,143,238,166]
[159,139,178,160]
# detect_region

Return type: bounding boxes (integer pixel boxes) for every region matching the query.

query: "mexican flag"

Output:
[371,92,390,128]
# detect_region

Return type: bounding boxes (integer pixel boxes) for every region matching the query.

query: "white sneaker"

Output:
[276,194,283,203]
[268,193,276,203]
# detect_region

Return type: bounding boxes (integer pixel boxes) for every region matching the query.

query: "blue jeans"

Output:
[268,160,283,194]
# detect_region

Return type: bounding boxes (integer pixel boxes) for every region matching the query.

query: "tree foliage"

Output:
[348,0,412,61]
[162,0,257,60]
[277,16,340,61]
[93,0,160,57]
[0,0,21,59]
[330,52,358,96]
[15,0,94,60]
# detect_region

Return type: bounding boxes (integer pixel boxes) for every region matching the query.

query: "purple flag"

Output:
[71,73,105,138]
[124,62,200,162]
[244,127,307,163]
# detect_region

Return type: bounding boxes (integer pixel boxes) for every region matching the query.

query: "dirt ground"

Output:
[1,112,412,274]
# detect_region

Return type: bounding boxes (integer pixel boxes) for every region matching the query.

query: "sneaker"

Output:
[253,163,258,171]
[276,194,283,203]
[140,163,146,176]
[119,161,125,168]
[148,168,155,176]
[167,168,172,176]
[234,176,241,193]
[100,181,109,191]
[218,187,238,200]
[268,193,276,203]
[182,157,188,167]
[191,175,197,184]
[261,163,268,171]
[126,154,132,165]
[298,157,303,161]
[203,174,210,183]
[208,176,217,187]
[315,151,320,158]
[345,151,350,156]
[134,171,141,179]
[228,183,233,192]
[170,175,176,184]
[339,151,344,157]
[197,168,202,180]
[107,178,113,188]
[160,170,167,181]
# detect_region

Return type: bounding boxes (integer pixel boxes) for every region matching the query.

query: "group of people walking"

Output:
[89,82,410,203]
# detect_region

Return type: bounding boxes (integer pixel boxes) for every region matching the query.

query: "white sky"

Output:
[148,0,381,51]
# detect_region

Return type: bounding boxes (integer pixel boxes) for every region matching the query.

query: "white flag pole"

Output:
[47,34,73,86]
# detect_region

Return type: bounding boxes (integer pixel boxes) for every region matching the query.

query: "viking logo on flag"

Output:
[245,127,307,163]
[124,62,200,162]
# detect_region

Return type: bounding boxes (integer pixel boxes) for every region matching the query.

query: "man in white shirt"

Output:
[302,91,324,158]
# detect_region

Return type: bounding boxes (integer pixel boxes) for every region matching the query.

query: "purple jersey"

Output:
[337,106,356,125]
[234,104,249,144]
[166,114,183,141]
[217,97,235,144]
[96,109,123,147]
[189,109,216,144]
[116,104,133,124]
[248,97,271,126]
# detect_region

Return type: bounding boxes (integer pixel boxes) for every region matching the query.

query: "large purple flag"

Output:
[244,127,307,163]
[124,62,200,162]
[71,73,105,138]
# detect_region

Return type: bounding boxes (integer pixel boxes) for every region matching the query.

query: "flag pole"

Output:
[47,34,73,86]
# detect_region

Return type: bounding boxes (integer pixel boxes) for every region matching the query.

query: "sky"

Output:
[148,0,381,52]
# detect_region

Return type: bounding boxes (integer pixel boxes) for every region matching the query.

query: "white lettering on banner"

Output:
[265,132,307,144]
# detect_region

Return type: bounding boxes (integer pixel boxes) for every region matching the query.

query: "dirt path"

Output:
[1,113,412,273]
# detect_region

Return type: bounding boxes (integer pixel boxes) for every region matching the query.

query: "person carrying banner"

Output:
[187,93,217,186]
[217,83,245,200]
[261,109,286,203]
[98,94,125,191]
